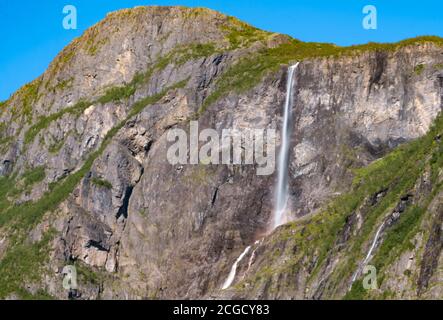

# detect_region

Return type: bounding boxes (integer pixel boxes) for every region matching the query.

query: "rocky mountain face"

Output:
[0,6,442,299]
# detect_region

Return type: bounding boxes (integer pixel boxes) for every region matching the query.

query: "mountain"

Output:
[0,6,442,299]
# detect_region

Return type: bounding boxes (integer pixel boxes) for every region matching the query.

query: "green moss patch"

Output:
[21,166,46,187]
[24,100,91,145]
[91,177,113,189]
[414,64,425,75]
[0,229,56,299]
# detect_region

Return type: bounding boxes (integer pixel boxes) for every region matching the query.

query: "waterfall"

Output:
[273,63,299,230]
[245,240,262,275]
[350,221,385,285]
[221,246,251,290]
[221,63,299,291]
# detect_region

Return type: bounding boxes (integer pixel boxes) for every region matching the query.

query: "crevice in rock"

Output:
[369,188,388,206]
[336,212,357,250]
[367,51,388,98]
[116,139,148,220]
[211,186,219,207]
[116,186,134,219]
[144,140,153,154]
[0,160,12,176]
[85,239,109,252]
[385,193,413,227]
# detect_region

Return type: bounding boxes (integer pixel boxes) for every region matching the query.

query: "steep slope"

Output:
[0,6,442,299]
[222,113,443,299]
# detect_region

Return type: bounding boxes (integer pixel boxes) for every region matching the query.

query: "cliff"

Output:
[0,6,442,299]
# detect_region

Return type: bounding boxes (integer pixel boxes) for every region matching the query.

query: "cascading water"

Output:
[350,221,385,285]
[221,63,299,290]
[245,240,262,275]
[273,63,299,230]
[221,246,251,290]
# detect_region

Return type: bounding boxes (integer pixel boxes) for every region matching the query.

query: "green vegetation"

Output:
[0,167,45,210]
[344,205,428,299]
[98,85,136,105]
[83,23,109,56]
[129,78,188,118]
[87,38,108,56]
[185,165,210,184]
[74,261,103,285]
[91,177,113,189]
[414,64,425,75]
[0,120,12,152]
[343,281,367,300]
[198,40,312,114]
[22,80,41,120]
[0,80,187,233]
[24,100,91,145]
[1,11,443,298]
[373,206,424,270]
[0,174,16,213]
[98,43,207,105]
[49,77,74,93]
[0,77,187,298]
[21,166,46,187]
[148,43,217,78]
[7,6,443,123]
[241,111,443,298]
[0,229,56,299]
[44,40,78,89]
[199,36,443,115]
[0,122,5,135]
[0,135,12,145]
[11,79,42,122]
[0,136,12,155]
[221,16,271,49]
[324,113,443,290]
[48,137,66,154]
[59,48,76,65]
[174,43,217,65]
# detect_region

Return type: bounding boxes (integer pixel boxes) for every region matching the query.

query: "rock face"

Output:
[289,46,443,217]
[0,6,442,300]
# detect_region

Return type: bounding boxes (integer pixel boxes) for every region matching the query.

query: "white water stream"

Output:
[221,246,251,290]
[273,63,299,229]
[350,221,385,284]
[221,64,299,290]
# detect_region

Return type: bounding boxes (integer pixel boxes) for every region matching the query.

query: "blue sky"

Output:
[1,0,442,100]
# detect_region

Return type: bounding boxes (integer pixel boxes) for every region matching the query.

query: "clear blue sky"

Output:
[1,0,442,101]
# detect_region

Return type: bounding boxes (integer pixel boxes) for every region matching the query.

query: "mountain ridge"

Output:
[2,6,443,110]
[0,5,442,299]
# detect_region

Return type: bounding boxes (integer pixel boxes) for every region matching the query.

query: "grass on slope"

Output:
[91,177,113,189]
[328,114,443,298]
[198,36,443,115]
[0,229,56,299]
[0,80,187,298]
[98,43,215,106]
[24,100,91,145]
[1,80,187,233]
[242,111,443,299]
[23,41,206,147]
